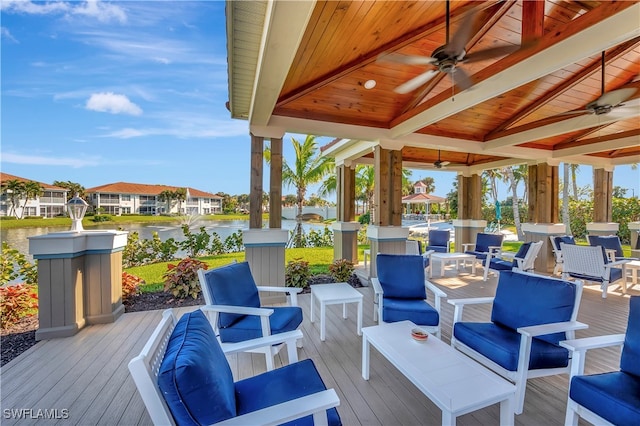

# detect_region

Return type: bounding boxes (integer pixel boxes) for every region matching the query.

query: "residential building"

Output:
[85,182,222,216]
[0,173,69,218]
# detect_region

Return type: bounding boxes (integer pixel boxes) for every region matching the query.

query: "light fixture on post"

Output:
[67,193,88,232]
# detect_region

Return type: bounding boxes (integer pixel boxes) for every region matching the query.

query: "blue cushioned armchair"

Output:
[561,296,640,426]
[371,253,447,338]
[198,261,303,371]
[549,235,576,275]
[483,240,543,281]
[463,232,504,276]
[449,271,586,414]
[588,234,638,261]
[425,229,450,253]
[129,309,341,426]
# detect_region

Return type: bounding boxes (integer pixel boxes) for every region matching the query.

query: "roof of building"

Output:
[402,193,446,204]
[85,182,221,199]
[0,172,67,191]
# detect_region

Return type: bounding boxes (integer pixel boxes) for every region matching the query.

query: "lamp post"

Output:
[67,193,88,232]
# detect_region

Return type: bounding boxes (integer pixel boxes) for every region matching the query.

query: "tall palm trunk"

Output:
[562,163,572,234]
[505,167,523,240]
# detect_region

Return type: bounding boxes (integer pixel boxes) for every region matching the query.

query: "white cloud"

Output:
[71,0,126,24]
[1,0,126,23]
[101,118,249,140]
[2,152,100,168]
[1,26,18,43]
[86,92,142,116]
[1,0,70,15]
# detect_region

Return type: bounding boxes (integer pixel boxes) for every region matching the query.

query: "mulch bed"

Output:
[0,274,363,367]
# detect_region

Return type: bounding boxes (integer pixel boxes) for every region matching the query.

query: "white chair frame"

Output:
[371,276,446,338]
[128,309,338,426]
[461,243,503,279]
[559,333,626,426]
[549,236,567,275]
[560,243,630,299]
[482,240,543,281]
[198,268,303,371]
[448,275,586,415]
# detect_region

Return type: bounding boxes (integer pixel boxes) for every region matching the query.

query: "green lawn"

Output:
[126,245,370,293]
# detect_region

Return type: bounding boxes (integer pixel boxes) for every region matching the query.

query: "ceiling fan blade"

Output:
[555,110,590,117]
[377,53,437,66]
[395,70,439,94]
[452,67,472,91]
[595,88,638,107]
[444,10,476,58]
[440,161,451,167]
[463,44,521,64]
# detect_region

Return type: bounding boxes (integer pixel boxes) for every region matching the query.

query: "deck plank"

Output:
[1,269,636,426]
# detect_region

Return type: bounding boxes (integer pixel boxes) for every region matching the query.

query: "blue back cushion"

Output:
[597,235,624,258]
[158,309,236,425]
[475,233,503,253]
[511,242,531,267]
[491,271,576,345]
[202,262,261,328]
[621,296,640,377]
[377,254,426,299]
[554,235,575,250]
[428,230,450,248]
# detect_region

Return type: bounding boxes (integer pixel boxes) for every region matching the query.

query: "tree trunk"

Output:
[505,167,524,240]
[563,163,572,234]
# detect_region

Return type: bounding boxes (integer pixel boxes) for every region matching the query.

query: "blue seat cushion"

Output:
[569,266,623,284]
[426,245,448,253]
[202,262,261,328]
[570,372,640,426]
[555,235,575,249]
[621,296,640,377]
[465,249,490,260]
[491,271,576,345]
[235,358,342,426]
[219,306,303,343]
[453,322,569,371]
[158,309,236,425]
[377,254,426,299]
[382,297,439,326]
[427,230,450,253]
[488,258,514,271]
[472,233,504,254]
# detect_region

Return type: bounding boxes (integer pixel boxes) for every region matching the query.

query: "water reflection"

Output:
[0,219,329,261]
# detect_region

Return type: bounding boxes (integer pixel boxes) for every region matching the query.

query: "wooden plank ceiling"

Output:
[227,0,640,171]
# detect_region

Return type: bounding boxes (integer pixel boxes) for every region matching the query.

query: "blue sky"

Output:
[1,0,638,201]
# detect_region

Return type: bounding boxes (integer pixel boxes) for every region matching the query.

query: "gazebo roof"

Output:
[402,193,446,204]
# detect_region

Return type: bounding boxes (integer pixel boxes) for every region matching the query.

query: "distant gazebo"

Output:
[402,182,446,218]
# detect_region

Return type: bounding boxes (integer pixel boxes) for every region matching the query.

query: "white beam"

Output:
[553,134,640,158]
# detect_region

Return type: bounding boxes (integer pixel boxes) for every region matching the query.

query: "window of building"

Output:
[121,194,131,202]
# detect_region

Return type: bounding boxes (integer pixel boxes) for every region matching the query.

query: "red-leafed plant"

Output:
[122,272,144,301]
[0,283,38,329]
[163,258,208,299]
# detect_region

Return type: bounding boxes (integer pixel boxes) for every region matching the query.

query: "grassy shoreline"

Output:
[0,213,257,230]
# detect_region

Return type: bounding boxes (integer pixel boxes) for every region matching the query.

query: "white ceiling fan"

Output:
[432,150,450,169]
[557,52,638,117]
[378,0,522,94]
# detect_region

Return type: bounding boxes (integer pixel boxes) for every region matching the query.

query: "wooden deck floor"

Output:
[1,268,637,426]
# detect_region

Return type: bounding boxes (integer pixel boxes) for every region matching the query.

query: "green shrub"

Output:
[1,242,38,285]
[358,211,371,225]
[0,283,38,329]
[163,258,208,299]
[329,258,354,282]
[91,214,112,222]
[285,258,310,288]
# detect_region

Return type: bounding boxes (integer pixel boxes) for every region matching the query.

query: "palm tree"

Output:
[562,163,573,235]
[21,181,43,218]
[502,166,524,239]
[570,164,580,200]
[1,179,25,218]
[356,165,375,218]
[53,180,85,201]
[158,190,175,214]
[174,188,187,215]
[265,135,333,247]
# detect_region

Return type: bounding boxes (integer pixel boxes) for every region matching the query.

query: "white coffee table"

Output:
[626,260,640,287]
[429,252,476,278]
[362,321,515,426]
[310,282,363,341]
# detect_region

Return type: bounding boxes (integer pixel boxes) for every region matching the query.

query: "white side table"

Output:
[310,283,363,341]
[429,252,476,278]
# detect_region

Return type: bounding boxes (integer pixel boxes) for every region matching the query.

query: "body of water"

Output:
[0,219,331,262]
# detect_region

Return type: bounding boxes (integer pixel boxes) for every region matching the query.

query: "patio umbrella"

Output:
[495,201,501,231]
